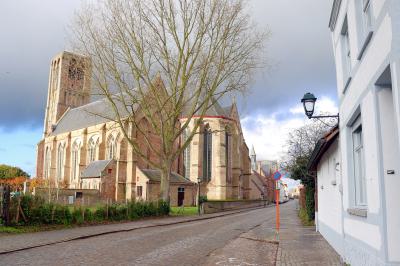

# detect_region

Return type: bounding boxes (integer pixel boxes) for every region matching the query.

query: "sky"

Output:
[0,0,337,177]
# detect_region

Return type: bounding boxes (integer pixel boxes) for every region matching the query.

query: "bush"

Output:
[94,207,106,221]
[305,186,315,221]
[72,208,84,224]
[157,200,170,216]
[7,195,172,227]
[199,195,207,204]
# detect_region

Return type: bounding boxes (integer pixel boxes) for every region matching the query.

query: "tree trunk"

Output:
[160,166,171,203]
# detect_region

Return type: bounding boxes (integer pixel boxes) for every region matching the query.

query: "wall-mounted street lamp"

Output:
[301,92,339,120]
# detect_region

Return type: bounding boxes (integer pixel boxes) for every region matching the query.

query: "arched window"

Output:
[44,147,51,180]
[57,144,65,182]
[87,137,98,163]
[71,141,80,182]
[225,127,232,183]
[203,125,212,181]
[183,128,191,179]
[107,135,117,160]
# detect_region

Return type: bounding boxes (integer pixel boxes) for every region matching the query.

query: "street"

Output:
[0,200,341,266]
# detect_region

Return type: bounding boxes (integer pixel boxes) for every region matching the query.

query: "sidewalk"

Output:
[276,201,342,266]
[0,206,269,255]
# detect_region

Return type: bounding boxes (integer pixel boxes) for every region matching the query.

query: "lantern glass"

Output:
[304,100,315,113]
[301,92,317,118]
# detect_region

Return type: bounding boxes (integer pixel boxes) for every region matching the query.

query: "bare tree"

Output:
[281,119,336,186]
[71,0,267,201]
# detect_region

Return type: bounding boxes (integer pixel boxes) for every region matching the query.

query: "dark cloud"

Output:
[238,0,337,116]
[0,0,336,130]
[0,0,82,130]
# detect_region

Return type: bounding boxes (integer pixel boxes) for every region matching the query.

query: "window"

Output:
[137,186,143,197]
[225,129,232,183]
[341,17,352,87]
[87,137,98,163]
[352,117,367,206]
[71,141,80,182]
[57,144,64,182]
[44,147,51,180]
[107,135,117,160]
[203,125,212,181]
[362,0,373,36]
[183,128,191,179]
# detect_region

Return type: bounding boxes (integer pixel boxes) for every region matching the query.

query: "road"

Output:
[0,203,281,266]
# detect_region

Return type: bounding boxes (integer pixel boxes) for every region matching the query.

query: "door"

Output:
[177,187,185,206]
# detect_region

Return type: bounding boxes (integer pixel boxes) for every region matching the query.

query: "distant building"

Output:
[310,1,400,264]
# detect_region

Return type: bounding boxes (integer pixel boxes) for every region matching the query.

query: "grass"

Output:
[0,224,73,235]
[298,208,315,226]
[169,206,198,216]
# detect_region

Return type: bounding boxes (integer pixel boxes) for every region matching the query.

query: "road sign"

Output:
[273,171,281,180]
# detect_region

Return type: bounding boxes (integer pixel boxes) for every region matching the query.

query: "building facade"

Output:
[316,1,400,264]
[36,51,252,205]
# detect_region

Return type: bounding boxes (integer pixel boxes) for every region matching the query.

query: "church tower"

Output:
[250,145,256,171]
[43,51,91,136]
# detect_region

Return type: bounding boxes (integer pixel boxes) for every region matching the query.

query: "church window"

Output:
[68,58,84,81]
[203,125,212,181]
[88,137,98,163]
[71,141,80,182]
[183,128,191,179]
[107,135,117,160]
[225,128,232,183]
[44,147,51,180]
[57,144,65,182]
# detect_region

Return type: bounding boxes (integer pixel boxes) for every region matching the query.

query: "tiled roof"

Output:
[52,94,232,136]
[182,97,233,118]
[141,169,194,184]
[51,96,135,135]
[81,159,113,178]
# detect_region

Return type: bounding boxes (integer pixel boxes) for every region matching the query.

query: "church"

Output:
[36,51,254,205]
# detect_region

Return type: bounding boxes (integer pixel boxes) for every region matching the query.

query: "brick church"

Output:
[36,51,254,205]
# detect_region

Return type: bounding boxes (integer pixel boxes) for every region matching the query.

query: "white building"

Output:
[311,0,400,265]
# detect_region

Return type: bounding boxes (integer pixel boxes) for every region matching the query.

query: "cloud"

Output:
[0,0,337,131]
[241,95,338,161]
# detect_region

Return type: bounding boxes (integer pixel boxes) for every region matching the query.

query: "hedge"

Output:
[6,195,170,226]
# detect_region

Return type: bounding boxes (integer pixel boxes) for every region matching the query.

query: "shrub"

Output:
[72,208,84,224]
[94,207,106,221]
[157,200,170,216]
[199,195,207,204]
[305,186,315,221]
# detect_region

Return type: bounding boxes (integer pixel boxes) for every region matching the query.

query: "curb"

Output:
[0,205,273,255]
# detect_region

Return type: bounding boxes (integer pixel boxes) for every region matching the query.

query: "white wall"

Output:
[316,139,344,257]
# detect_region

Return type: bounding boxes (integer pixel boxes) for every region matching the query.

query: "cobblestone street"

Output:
[0,201,341,266]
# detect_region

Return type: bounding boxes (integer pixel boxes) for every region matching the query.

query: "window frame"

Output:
[57,144,65,182]
[183,128,191,179]
[203,125,212,182]
[351,116,367,207]
[341,16,352,92]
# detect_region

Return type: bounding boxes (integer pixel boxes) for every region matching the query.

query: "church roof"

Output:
[80,159,113,178]
[51,96,134,136]
[51,93,233,136]
[140,169,194,184]
[182,97,233,118]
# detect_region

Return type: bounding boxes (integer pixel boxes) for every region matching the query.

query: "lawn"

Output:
[170,206,198,216]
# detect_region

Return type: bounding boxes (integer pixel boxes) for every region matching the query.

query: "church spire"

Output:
[250,145,256,171]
